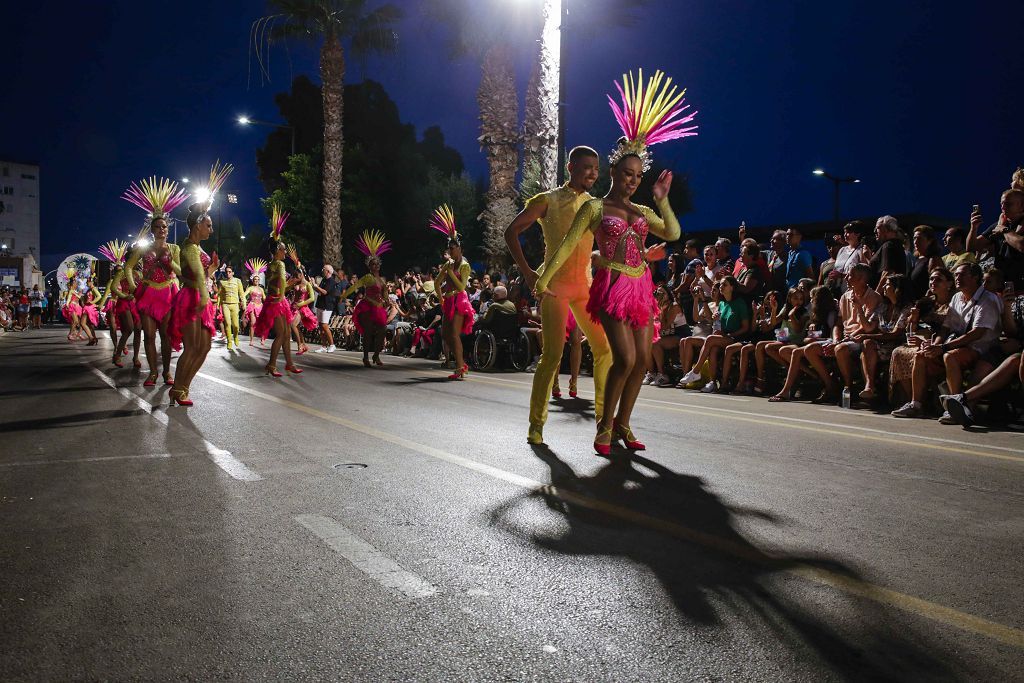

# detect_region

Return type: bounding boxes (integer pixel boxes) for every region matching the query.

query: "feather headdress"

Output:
[269,203,289,240]
[355,229,393,259]
[98,239,129,265]
[607,69,698,171]
[121,177,190,218]
[245,257,269,278]
[428,204,458,242]
[194,160,234,207]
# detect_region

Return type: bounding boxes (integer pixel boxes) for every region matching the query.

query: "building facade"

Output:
[0,160,41,287]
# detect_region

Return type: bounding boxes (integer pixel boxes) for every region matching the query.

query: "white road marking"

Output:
[295,514,438,599]
[0,452,174,467]
[86,365,262,481]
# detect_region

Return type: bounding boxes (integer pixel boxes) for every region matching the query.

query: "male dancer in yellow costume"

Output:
[217,264,246,350]
[505,146,612,445]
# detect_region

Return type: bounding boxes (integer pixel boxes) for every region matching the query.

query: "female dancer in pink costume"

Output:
[288,264,317,356]
[167,202,220,406]
[535,69,696,455]
[254,204,303,376]
[81,276,101,346]
[97,243,127,354]
[429,206,474,380]
[123,177,190,386]
[102,251,143,368]
[341,230,393,368]
[62,274,84,341]
[243,258,268,346]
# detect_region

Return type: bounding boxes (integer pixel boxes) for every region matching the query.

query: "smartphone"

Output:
[973,204,980,213]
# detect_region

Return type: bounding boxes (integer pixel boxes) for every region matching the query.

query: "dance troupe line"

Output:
[75,68,697,455]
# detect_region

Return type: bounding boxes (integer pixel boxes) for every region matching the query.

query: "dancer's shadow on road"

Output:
[488,446,968,680]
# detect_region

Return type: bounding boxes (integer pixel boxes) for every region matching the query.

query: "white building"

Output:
[0,160,41,287]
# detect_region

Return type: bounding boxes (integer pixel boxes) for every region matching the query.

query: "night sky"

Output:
[4,0,1022,271]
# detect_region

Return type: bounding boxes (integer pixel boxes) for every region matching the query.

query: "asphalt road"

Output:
[1,327,1022,681]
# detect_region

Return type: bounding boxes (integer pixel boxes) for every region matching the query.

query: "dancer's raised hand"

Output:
[652,170,673,201]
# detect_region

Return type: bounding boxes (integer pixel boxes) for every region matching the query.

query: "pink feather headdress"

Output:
[98,239,128,265]
[121,177,190,219]
[270,203,289,240]
[607,69,698,171]
[428,204,458,242]
[244,257,269,278]
[355,229,392,260]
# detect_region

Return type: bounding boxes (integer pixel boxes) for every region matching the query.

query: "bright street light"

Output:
[812,168,860,224]
[193,188,211,204]
[237,116,251,125]
[236,115,295,155]
[181,177,190,183]
[813,168,825,176]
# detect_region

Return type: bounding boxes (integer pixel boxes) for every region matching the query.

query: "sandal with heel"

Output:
[613,420,645,451]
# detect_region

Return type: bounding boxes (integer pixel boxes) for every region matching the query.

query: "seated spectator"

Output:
[870,215,908,285]
[892,262,1002,420]
[817,235,841,293]
[676,280,717,387]
[410,294,443,358]
[511,281,543,371]
[735,242,765,304]
[751,287,807,394]
[942,227,975,271]
[803,264,882,403]
[857,273,914,400]
[475,285,516,330]
[909,225,945,299]
[716,237,735,274]
[889,267,955,401]
[677,276,751,393]
[784,226,814,288]
[769,285,839,402]
[692,245,725,299]
[668,245,699,328]
[646,285,685,387]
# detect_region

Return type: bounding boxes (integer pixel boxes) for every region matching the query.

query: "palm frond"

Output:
[350,4,402,56]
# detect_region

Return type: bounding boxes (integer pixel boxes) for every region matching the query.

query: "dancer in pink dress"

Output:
[254,204,303,376]
[341,230,393,367]
[429,206,474,380]
[243,258,268,346]
[123,177,190,386]
[534,69,696,455]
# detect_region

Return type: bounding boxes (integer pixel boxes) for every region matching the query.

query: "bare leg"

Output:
[861,340,879,395]
[598,314,637,441]
[158,314,173,382]
[961,353,1022,404]
[614,322,654,429]
[803,343,838,396]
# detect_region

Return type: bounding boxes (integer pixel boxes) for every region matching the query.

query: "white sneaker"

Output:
[938,411,956,425]
[525,362,538,373]
[641,371,656,385]
[891,401,923,418]
[326,344,336,353]
[700,379,719,393]
[679,369,702,385]
[655,373,673,387]
[314,347,327,353]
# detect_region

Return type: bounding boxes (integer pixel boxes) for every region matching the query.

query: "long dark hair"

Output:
[808,285,836,328]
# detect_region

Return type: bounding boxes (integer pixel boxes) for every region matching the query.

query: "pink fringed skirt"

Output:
[114,298,141,327]
[244,301,263,319]
[294,305,317,331]
[254,298,292,339]
[352,299,387,335]
[586,266,656,329]
[135,282,178,322]
[167,287,217,351]
[81,305,99,327]
[102,299,115,315]
[564,310,578,340]
[442,291,475,335]
[63,302,82,320]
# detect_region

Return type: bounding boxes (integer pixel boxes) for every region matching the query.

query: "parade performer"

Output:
[98,240,140,366]
[243,258,267,346]
[505,146,613,445]
[551,311,584,400]
[217,263,246,350]
[123,176,189,386]
[288,261,317,355]
[534,69,696,455]
[340,229,393,367]
[62,270,84,341]
[429,206,474,380]
[254,204,302,376]
[96,246,122,353]
[81,275,101,346]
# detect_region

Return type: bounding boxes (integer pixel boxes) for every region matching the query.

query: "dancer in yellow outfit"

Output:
[534,68,697,455]
[505,146,612,445]
[217,264,246,350]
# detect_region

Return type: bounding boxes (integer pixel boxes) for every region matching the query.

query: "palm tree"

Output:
[251,0,402,267]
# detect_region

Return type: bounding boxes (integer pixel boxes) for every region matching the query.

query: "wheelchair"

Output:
[470,312,532,372]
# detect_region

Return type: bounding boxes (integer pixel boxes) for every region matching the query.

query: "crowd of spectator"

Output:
[0,284,47,332]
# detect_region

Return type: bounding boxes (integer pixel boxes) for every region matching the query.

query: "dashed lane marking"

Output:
[87,365,262,482]
[295,514,438,599]
[196,370,1024,649]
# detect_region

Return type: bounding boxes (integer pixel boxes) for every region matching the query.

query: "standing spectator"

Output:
[817,236,841,290]
[966,187,1024,254]
[969,197,1024,290]
[784,227,813,289]
[941,227,975,271]
[29,284,44,329]
[803,264,881,403]
[313,264,344,353]
[892,263,1002,419]
[764,229,788,300]
[829,221,869,292]
[870,215,908,285]
[716,237,734,274]
[908,226,945,299]
[735,242,764,304]
[14,287,30,331]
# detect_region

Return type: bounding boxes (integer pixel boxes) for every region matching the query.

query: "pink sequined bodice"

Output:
[183,249,210,282]
[249,289,264,302]
[142,248,174,283]
[598,215,649,268]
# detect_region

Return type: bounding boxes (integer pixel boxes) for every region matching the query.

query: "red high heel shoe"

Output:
[169,387,193,406]
[569,379,578,399]
[112,354,124,368]
[143,373,159,387]
[594,425,614,456]
[551,384,562,399]
[286,365,303,374]
[448,364,468,380]
[264,364,282,377]
[163,375,174,386]
[613,421,645,451]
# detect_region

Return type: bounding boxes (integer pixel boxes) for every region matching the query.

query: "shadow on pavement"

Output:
[487,445,969,680]
[0,409,146,433]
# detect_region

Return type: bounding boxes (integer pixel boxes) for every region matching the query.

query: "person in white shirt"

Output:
[892,262,1002,420]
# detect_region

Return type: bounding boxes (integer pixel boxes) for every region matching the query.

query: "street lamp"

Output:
[181,177,190,184]
[813,168,860,225]
[237,115,296,156]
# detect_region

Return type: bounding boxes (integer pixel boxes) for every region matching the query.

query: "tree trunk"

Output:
[320,37,345,268]
[530,0,560,189]
[477,44,519,271]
